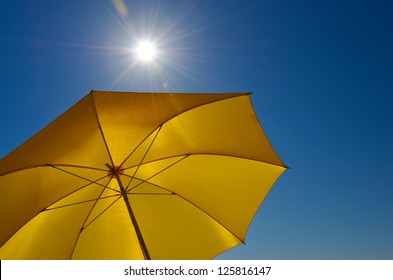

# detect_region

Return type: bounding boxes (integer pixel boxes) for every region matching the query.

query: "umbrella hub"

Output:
[105,164,125,179]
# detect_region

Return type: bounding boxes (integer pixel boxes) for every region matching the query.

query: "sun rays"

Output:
[72,1,222,92]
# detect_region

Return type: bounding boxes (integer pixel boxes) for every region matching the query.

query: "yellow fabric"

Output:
[0,91,286,259]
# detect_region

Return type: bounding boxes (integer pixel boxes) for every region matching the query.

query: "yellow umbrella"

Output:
[0,91,286,260]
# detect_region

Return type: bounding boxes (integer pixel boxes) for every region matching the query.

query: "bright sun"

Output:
[135,41,156,61]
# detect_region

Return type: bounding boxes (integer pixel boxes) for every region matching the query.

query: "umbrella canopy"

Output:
[0,91,286,260]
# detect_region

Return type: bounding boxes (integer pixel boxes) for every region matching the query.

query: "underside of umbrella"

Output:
[0,91,286,259]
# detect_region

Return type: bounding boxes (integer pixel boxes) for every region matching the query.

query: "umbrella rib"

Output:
[0,163,108,177]
[123,153,287,172]
[50,165,121,193]
[80,196,122,231]
[126,178,245,244]
[49,163,107,172]
[50,165,119,192]
[43,194,121,212]
[119,124,162,169]
[125,124,163,191]
[69,178,115,259]
[128,193,174,195]
[173,193,246,244]
[126,154,189,193]
[187,153,288,168]
[90,92,117,171]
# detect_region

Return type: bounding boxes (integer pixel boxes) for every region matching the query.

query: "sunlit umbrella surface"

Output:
[0,91,286,259]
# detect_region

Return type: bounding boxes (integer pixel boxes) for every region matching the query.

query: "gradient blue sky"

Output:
[1,0,392,259]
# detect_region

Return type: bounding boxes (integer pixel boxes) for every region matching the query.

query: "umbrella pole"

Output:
[107,164,151,260]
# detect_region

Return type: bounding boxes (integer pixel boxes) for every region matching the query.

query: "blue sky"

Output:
[1,0,392,259]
